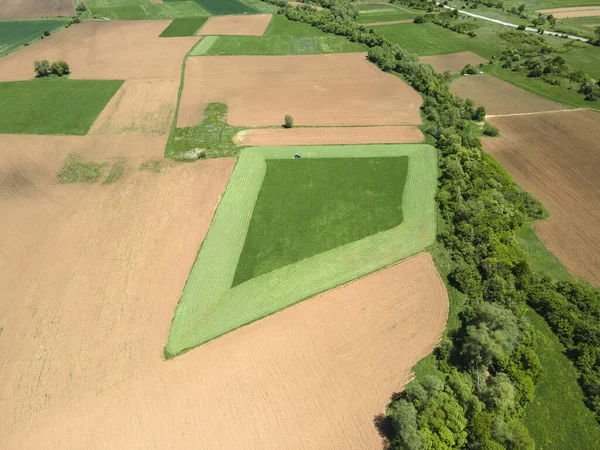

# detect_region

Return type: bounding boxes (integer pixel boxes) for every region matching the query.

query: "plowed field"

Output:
[451,74,566,115]
[484,110,600,286]
[420,51,487,73]
[197,14,272,36]
[0,20,198,81]
[178,53,423,127]
[537,7,600,19]
[236,125,424,145]
[2,253,448,449]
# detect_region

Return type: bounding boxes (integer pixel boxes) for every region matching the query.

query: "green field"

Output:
[160,17,208,37]
[0,19,68,57]
[503,0,600,9]
[561,44,600,79]
[233,156,409,285]
[192,14,367,55]
[89,0,209,20]
[165,144,437,357]
[0,79,123,135]
[357,3,417,24]
[165,0,256,15]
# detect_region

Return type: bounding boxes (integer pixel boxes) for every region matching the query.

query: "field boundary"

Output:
[165,143,438,357]
[486,108,587,118]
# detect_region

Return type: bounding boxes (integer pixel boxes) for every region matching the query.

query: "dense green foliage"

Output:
[159,17,208,37]
[34,60,70,77]
[57,154,107,183]
[0,79,123,135]
[262,0,600,445]
[0,19,68,57]
[233,156,408,285]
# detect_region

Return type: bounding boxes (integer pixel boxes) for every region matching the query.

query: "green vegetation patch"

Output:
[357,3,417,24]
[165,144,437,357]
[172,0,256,15]
[0,19,68,57]
[90,1,209,20]
[233,156,408,285]
[160,17,208,37]
[103,161,127,184]
[166,103,245,160]
[0,79,123,135]
[140,159,162,173]
[57,154,107,184]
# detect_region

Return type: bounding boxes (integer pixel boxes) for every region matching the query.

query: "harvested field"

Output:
[89,79,179,135]
[236,125,424,146]
[537,7,600,19]
[484,109,600,286]
[451,74,567,115]
[0,20,199,82]
[197,14,272,36]
[178,53,423,127]
[0,130,234,442]
[0,0,74,20]
[3,253,448,449]
[420,51,488,74]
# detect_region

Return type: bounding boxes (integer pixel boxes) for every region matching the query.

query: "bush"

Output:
[76,0,87,12]
[414,16,425,24]
[284,114,294,128]
[43,30,51,37]
[483,123,500,136]
[461,64,478,75]
[51,61,70,77]
[34,60,51,77]
[517,24,526,30]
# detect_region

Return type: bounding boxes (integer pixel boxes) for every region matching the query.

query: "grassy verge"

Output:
[57,154,107,183]
[160,17,208,37]
[165,144,437,357]
[233,156,409,285]
[0,79,123,135]
[0,19,68,57]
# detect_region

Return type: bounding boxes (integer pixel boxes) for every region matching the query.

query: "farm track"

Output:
[166,144,438,356]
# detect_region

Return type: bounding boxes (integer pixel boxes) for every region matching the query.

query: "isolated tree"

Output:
[51,60,70,76]
[284,114,294,128]
[34,60,51,77]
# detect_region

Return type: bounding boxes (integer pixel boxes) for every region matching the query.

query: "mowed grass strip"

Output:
[160,17,208,37]
[233,157,408,286]
[0,19,68,57]
[165,144,437,357]
[0,79,123,135]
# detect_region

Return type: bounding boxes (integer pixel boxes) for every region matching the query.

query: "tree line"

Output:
[263,0,600,447]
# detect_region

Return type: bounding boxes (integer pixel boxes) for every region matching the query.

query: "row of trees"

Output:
[34,60,70,77]
[264,0,600,444]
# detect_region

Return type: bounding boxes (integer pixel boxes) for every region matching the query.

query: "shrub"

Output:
[472,105,486,121]
[517,24,526,30]
[483,123,500,136]
[34,60,51,77]
[284,114,294,128]
[414,15,425,24]
[76,0,87,12]
[461,64,478,75]
[43,30,51,37]
[51,61,70,77]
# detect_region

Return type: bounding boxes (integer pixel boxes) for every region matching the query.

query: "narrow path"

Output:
[435,3,590,42]
[486,108,586,118]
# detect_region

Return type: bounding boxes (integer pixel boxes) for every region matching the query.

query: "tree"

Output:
[472,105,486,121]
[483,123,499,136]
[284,114,294,128]
[34,60,51,77]
[413,15,425,24]
[51,61,70,76]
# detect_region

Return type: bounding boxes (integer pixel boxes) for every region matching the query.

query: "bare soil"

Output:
[485,110,600,286]
[89,79,180,135]
[2,253,448,449]
[0,0,74,19]
[197,14,272,36]
[451,74,567,115]
[420,51,488,74]
[178,53,423,127]
[0,21,199,81]
[537,6,600,19]
[237,125,424,146]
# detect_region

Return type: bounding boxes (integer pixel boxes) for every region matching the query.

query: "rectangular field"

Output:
[0,79,124,135]
[0,21,199,81]
[197,14,271,36]
[420,51,488,74]
[159,17,208,37]
[451,74,567,115]
[0,19,68,57]
[90,2,209,20]
[0,0,74,19]
[537,6,600,18]
[178,53,423,127]
[483,110,600,286]
[174,0,256,15]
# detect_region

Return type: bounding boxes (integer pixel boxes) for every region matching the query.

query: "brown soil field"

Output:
[0,21,198,81]
[2,253,448,449]
[484,109,600,286]
[178,53,423,127]
[89,79,179,135]
[537,6,600,19]
[0,129,235,444]
[0,0,74,20]
[197,14,272,36]
[420,51,488,74]
[236,125,424,146]
[451,74,567,115]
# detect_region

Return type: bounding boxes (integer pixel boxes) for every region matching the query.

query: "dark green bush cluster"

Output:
[432,11,479,37]
[461,64,478,75]
[34,60,70,78]
[266,0,600,441]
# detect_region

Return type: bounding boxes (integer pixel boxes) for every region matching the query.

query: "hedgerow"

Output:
[262,0,600,444]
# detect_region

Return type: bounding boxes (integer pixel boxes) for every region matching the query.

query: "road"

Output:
[435,3,590,42]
